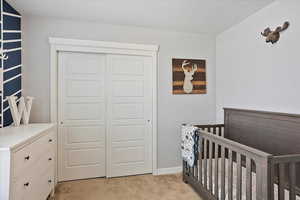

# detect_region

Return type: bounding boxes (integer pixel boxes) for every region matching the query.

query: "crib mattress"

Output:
[197,158,300,200]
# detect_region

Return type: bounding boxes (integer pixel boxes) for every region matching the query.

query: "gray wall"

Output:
[22,16,216,169]
[216,0,300,122]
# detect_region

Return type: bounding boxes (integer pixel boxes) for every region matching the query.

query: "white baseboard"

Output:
[156,166,182,175]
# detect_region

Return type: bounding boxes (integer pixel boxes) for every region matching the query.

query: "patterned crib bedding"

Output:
[181,124,200,167]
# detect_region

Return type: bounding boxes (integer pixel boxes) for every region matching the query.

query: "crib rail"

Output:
[195,124,225,137]
[271,154,300,200]
[183,128,272,200]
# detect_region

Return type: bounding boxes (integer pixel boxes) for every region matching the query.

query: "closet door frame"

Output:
[49,38,159,183]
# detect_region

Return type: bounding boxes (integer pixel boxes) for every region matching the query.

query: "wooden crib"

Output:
[183,108,300,200]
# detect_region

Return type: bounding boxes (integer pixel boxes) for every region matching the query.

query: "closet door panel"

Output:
[67,126,104,143]
[112,80,144,97]
[58,52,106,181]
[111,125,145,141]
[64,101,104,121]
[107,55,153,177]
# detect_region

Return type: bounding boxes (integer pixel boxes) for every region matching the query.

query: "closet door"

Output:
[58,52,106,181]
[106,55,153,177]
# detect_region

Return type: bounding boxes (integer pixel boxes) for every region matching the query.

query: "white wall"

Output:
[216,0,300,122]
[22,16,216,169]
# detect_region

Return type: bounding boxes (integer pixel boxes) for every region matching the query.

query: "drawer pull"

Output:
[24,182,30,187]
[24,156,30,160]
[48,139,53,143]
[48,180,52,183]
[48,158,52,161]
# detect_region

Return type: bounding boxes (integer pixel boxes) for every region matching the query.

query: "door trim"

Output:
[49,38,159,183]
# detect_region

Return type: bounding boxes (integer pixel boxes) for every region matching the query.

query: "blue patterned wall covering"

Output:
[0,0,21,127]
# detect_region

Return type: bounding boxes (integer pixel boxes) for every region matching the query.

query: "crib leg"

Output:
[182,161,189,184]
[183,174,189,184]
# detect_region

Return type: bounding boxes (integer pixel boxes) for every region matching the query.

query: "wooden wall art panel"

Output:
[172,58,206,94]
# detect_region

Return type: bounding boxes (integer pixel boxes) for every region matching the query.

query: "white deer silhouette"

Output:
[181,60,197,94]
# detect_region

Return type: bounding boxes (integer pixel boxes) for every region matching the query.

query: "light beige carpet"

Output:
[55,174,202,200]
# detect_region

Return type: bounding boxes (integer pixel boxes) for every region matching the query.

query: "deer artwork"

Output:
[261,21,290,44]
[181,60,197,94]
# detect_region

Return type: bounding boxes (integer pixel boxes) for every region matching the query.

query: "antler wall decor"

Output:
[181,60,197,94]
[261,21,290,44]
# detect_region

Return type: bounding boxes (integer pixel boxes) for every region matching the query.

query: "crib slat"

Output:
[194,135,199,181]
[192,163,195,179]
[197,134,202,181]
[194,161,198,180]
[220,146,226,200]
[204,139,208,189]
[228,150,233,200]
[213,126,216,135]
[279,163,285,200]
[194,164,197,180]
[289,163,296,200]
[256,162,263,200]
[214,143,219,197]
[269,163,275,200]
[236,153,242,200]
[199,138,203,185]
[246,157,252,200]
[221,126,224,137]
[192,140,196,178]
[183,160,186,176]
[209,141,213,192]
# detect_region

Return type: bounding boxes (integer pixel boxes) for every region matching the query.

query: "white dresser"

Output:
[0,124,56,200]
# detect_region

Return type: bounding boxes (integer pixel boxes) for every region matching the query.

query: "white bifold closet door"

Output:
[58,52,152,181]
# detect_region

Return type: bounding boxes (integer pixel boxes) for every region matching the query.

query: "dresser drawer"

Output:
[12,173,36,200]
[21,148,55,181]
[13,130,55,178]
[36,168,55,200]
[11,168,54,200]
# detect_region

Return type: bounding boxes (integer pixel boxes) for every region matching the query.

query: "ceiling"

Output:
[8,0,274,34]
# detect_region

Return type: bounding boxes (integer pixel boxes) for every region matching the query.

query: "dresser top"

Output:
[0,123,56,151]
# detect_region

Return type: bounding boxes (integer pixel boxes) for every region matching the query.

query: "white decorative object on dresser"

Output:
[0,123,56,200]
